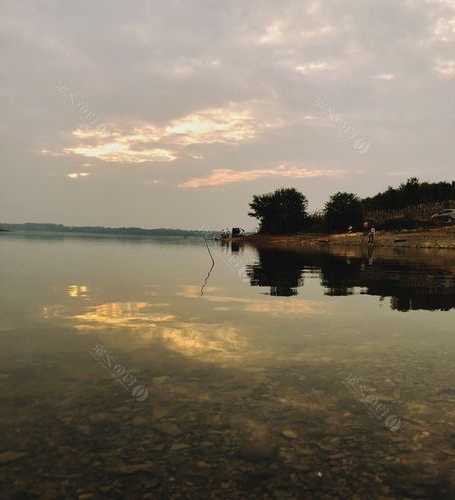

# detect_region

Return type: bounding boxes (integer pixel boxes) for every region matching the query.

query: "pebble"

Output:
[153,422,182,436]
[153,376,171,385]
[170,443,190,451]
[132,416,148,426]
[0,451,28,464]
[111,463,157,475]
[239,442,277,462]
[89,412,113,424]
[282,429,298,439]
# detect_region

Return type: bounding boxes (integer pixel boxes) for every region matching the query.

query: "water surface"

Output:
[1,234,454,499]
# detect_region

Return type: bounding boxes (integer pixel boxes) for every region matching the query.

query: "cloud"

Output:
[64,143,177,164]
[372,73,396,80]
[50,102,279,164]
[178,285,325,316]
[434,59,455,78]
[3,0,455,228]
[165,106,262,145]
[258,21,286,45]
[179,164,343,189]
[295,62,337,75]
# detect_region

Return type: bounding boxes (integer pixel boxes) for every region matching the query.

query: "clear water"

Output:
[1,234,454,499]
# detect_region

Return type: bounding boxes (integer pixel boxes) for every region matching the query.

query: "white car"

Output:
[431,209,455,222]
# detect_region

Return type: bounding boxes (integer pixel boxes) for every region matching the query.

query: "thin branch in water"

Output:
[201,238,215,296]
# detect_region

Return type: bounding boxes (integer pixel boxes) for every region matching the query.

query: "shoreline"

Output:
[241,227,455,251]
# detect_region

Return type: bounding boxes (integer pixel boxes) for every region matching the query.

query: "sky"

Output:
[1,0,454,230]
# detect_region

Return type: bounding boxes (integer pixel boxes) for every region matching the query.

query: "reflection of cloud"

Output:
[179,164,342,189]
[244,299,325,316]
[178,285,325,316]
[42,305,67,319]
[46,103,279,165]
[178,285,220,298]
[72,302,175,330]
[67,172,91,179]
[67,285,89,297]
[178,285,250,303]
[152,323,246,357]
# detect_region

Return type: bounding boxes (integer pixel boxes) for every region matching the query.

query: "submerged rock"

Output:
[0,451,27,464]
[238,441,277,462]
[110,463,157,475]
[282,430,299,439]
[131,416,148,426]
[153,422,182,436]
[153,376,171,385]
[88,412,113,424]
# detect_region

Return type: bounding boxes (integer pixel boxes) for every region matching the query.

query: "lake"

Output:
[1,234,454,499]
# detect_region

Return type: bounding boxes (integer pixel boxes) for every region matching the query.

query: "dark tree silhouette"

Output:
[324,192,363,233]
[248,188,308,234]
[362,177,455,211]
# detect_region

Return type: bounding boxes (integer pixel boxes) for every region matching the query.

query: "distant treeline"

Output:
[0,223,215,238]
[363,178,455,211]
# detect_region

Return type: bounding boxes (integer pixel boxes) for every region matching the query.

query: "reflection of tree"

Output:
[246,247,455,311]
[246,249,304,296]
[322,257,455,311]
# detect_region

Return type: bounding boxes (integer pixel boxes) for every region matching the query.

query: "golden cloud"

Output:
[179,164,343,189]
[64,143,177,163]
[46,103,276,165]
[165,106,260,145]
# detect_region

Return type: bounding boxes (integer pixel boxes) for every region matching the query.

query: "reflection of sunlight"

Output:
[67,285,89,298]
[72,302,174,331]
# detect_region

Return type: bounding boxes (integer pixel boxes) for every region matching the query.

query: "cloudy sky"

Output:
[1,0,454,229]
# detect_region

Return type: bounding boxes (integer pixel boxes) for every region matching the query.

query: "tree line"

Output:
[248,178,455,234]
[0,223,215,238]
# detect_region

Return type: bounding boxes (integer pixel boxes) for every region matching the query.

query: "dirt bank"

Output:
[243,226,455,251]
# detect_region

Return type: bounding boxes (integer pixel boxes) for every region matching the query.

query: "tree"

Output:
[248,188,309,234]
[324,192,363,232]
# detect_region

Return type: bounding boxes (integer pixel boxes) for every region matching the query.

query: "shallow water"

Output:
[0,234,454,499]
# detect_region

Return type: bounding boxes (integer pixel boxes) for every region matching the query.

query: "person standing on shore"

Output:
[368,226,376,245]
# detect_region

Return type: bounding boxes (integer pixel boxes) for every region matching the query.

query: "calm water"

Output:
[1,234,454,499]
